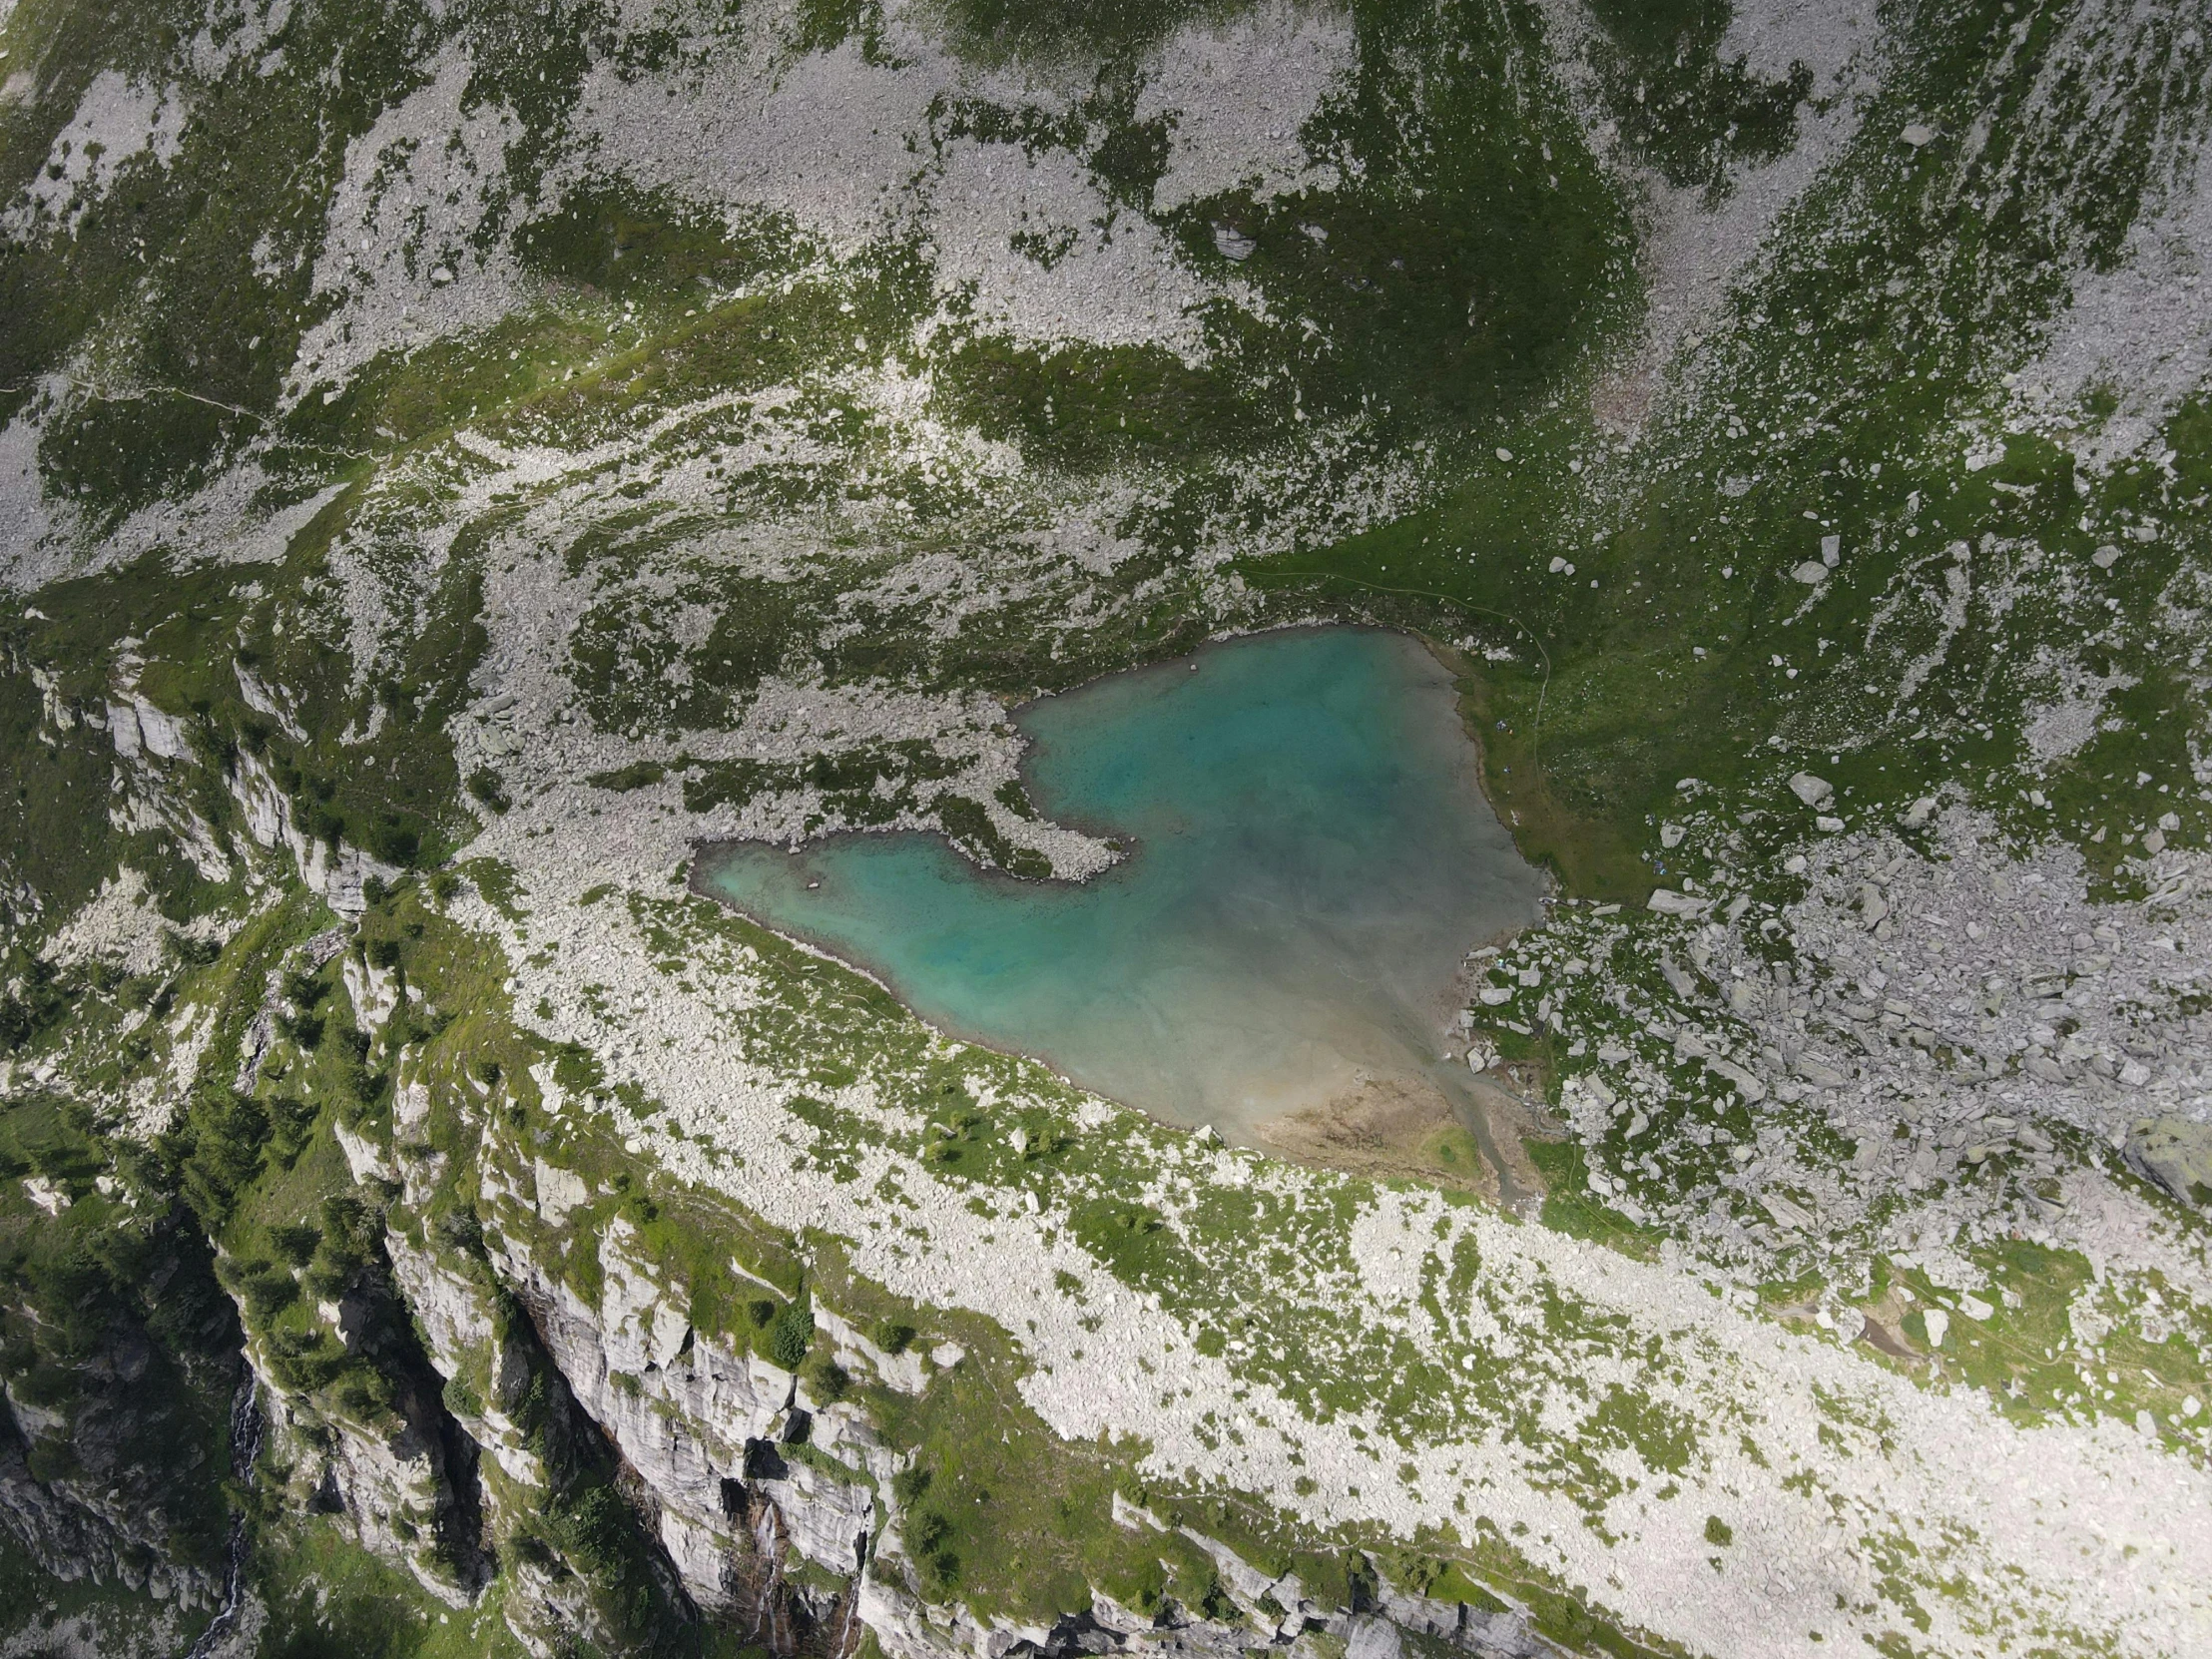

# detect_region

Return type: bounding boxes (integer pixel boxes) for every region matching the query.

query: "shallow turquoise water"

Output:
[697,628,1542,1137]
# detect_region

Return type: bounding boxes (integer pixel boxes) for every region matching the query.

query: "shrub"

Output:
[341,1064,386,1118]
[467,769,511,813]
[306,1195,381,1295]
[769,1295,814,1370]
[26,1438,85,1484]
[182,1090,269,1226]
[905,1508,959,1592]
[268,1224,321,1268]
[559,1484,636,1578]
[872,1318,916,1356]
[266,1327,345,1392]
[279,1010,324,1049]
[332,1372,382,1419]
[302,1261,351,1302]
[442,1374,485,1420]
[435,1207,484,1255]
[1,965,80,1049]
[239,1265,299,1322]
[906,1508,946,1551]
[366,813,421,867]
[586,762,666,792]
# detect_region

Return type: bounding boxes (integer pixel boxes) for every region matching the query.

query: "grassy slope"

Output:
[0,0,2207,1653]
[1242,0,2210,897]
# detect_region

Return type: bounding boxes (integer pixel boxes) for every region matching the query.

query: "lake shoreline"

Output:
[689,626,1550,1176]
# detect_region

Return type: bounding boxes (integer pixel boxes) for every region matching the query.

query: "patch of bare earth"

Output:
[1258,1072,1537,1203]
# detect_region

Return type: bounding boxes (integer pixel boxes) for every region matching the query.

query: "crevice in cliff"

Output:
[324,1229,499,1597]
[500,1280,708,1651]
[720,1474,866,1659]
[432,1395,491,1583]
[0,1195,244,1612]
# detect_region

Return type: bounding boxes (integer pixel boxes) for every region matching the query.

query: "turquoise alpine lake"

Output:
[696,627,1544,1140]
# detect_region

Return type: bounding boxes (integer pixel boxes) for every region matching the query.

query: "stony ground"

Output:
[2,2,2211,1657]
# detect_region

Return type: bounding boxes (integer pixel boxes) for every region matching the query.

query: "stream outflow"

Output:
[187,1372,265,1659]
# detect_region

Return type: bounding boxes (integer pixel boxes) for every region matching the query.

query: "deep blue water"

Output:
[697,628,1542,1137]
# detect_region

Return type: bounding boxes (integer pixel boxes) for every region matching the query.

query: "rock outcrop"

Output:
[0,1225,241,1612]
[2125,1116,2212,1208]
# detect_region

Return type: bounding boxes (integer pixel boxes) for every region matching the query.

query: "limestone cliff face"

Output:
[380,1189,888,1654]
[0,1225,240,1613]
[5,1163,1557,1659]
[281,1166,1560,1659]
[0,673,1572,1659]
[373,1223,643,1656]
[243,1308,489,1609]
[226,749,396,919]
[207,940,1564,1659]
[0,1378,222,1610]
